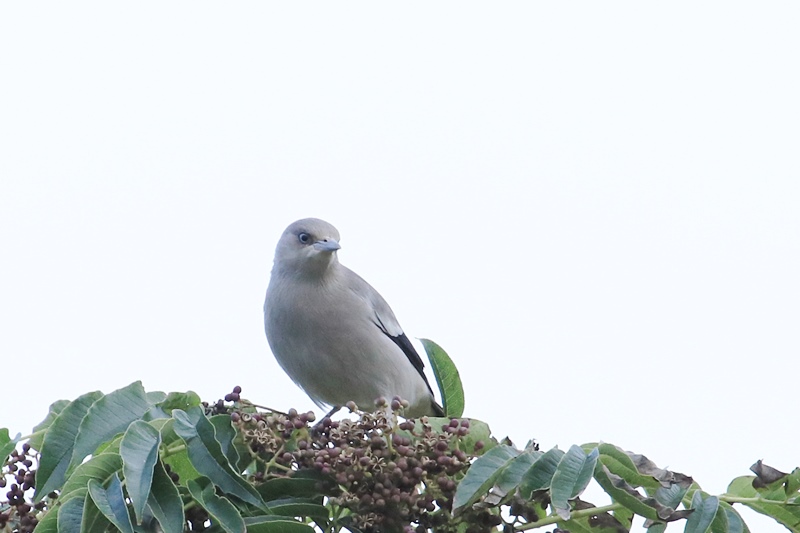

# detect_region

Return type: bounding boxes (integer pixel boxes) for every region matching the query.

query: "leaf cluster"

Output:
[1,341,799,532]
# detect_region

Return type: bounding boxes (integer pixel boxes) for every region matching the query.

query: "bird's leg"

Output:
[322,405,341,420]
[311,405,342,433]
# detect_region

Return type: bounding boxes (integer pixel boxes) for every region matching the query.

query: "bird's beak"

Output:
[314,239,341,252]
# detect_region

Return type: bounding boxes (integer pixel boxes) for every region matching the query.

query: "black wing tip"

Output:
[431,400,445,417]
[378,327,432,384]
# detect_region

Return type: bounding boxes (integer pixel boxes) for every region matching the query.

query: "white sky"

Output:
[1,3,798,531]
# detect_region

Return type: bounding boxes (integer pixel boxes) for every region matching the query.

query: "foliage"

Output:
[1,343,799,532]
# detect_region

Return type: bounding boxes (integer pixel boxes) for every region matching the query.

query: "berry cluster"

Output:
[224,385,242,403]
[231,394,498,532]
[0,443,42,533]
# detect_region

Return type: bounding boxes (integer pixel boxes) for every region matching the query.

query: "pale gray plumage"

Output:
[264,218,443,418]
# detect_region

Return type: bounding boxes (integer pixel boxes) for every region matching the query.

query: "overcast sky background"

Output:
[2,3,799,531]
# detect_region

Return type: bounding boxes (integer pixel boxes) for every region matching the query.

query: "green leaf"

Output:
[243,516,317,532]
[146,390,168,403]
[79,492,110,533]
[551,445,599,519]
[69,382,151,473]
[655,479,690,510]
[257,477,322,502]
[54,495,109,533]
[519,447,565,496]
[269,497,329,521]
[146,460,185,533]
[158,418,202,483]
[0,428,19,461]
[571,447,599,498]
[785,468,800,499]
[29,399,71,451]
[419,338,464,418]
[61,452,123,503]
[495,449,543,495]
[57,496,86,533]
[188,477,246,533]
[87,475,134,533]
[592,444,693,525]
[720,502,750,533]
[163,447,202,483]
[172,408,265,509]
[157,391,202,413]
[594,463,690,523]
[684,491,719,533]
[35,391,104,500]
[142,392,172,421]
[595,443,693,493]
[594,443,662,490]
[32,507,58,533]
[556,517,594,533]
[710,499,729,533]
[726,476,800,531]
[92,433,124,458]
[452,444,519,513]
[211,414,240,468]
[120,420,161,523]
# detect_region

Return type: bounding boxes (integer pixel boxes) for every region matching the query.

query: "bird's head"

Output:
[273,218,342,278]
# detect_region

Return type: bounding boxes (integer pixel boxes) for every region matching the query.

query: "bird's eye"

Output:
[298,233,311,244]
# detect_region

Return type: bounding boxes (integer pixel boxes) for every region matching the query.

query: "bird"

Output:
[264,218,444,418]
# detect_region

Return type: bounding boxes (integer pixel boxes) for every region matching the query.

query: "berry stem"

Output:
[514,503,623,531]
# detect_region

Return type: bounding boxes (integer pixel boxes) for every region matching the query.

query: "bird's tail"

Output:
[431,399,445,417]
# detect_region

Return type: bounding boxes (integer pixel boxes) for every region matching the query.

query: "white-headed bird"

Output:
[264,218,443,417]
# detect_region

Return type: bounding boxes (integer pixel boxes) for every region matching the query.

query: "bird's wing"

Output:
[342,266,436,396]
